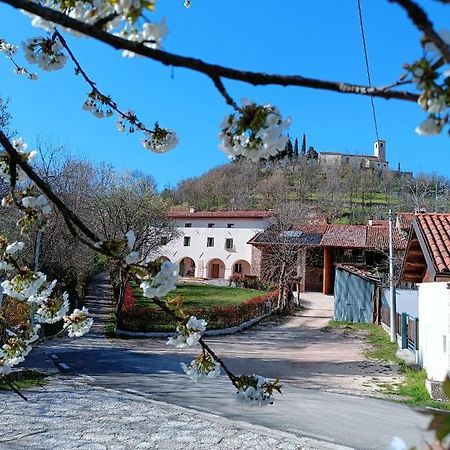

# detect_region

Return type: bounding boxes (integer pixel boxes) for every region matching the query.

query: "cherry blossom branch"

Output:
[0,0,419,102]
[389,0,450,63]
[52,28,152,134]
[148,293,239,387]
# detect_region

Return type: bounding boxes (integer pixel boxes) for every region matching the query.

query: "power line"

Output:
[357,0,380,141]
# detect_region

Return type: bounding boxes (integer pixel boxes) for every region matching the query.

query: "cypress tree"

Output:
[293,138,299,159]
[285,138,294,160]
[301,134,307,156]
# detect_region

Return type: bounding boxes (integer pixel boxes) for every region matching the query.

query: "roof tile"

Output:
[416,213,450,274]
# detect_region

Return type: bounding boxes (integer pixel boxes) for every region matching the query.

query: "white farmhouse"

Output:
[156,210,273,280]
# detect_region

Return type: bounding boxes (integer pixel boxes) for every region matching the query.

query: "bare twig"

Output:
[53,28,152,134]
[211,77,242,113]
[0,0,419,102]
[389,0,450,63]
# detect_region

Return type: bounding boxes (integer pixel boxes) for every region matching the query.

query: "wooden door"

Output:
[211,264,220,278]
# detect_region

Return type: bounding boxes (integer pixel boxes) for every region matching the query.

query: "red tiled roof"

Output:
[416,214,450,273]
[293,224,329,234]
[167,210,273,219]
[366,225,406,251]
[321,225,367,248]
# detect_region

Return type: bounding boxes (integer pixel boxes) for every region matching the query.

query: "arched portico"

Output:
[179,257,196,277]
[207,258,225,279]
[231,259,251,277]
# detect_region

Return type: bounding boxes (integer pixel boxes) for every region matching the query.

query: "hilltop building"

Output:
[319,140,389,171]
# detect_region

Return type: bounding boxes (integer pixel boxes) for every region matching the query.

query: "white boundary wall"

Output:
[418,282,450,382]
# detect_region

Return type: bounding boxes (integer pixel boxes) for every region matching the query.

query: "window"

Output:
[160,236,168,245]
[225,238,234,250]
[207,237,214,247]
[234,263,242,273]
[183,236,191,247]
[207,223,215,228]
[227,223,234,228]
[185,222,192,228]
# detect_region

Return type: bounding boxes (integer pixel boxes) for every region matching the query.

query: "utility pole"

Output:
[34,230,43,271]
[389,209,397,343]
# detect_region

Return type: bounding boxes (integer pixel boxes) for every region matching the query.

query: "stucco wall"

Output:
[157,218,270,279]
[418,282,450,382]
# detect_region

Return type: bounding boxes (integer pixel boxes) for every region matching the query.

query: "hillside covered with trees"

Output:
[164,136,450,223]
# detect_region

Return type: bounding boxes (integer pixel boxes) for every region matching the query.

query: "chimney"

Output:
[368,219,373,226]
[189,206,195,213]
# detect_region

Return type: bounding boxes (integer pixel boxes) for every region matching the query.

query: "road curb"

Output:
[113,313,271,338]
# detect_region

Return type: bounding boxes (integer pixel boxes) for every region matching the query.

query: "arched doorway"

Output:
[232,260,251,278]
[207,258,225,279]
[179,257,195,277]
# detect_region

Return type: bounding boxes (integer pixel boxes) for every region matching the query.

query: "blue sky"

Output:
[1,0,449,189]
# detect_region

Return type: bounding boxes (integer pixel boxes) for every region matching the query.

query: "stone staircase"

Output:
[82,272,115,336]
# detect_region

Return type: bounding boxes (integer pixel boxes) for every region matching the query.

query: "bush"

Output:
[118,290,278,333]
[229,275,276,291]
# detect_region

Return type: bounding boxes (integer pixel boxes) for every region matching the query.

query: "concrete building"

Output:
[156,210,273,280]
[319,140,389,171]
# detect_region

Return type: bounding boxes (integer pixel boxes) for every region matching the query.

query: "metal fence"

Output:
[381,305,419,351]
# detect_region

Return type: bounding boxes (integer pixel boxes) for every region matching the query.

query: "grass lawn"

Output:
[133,282,265,309]
[120,282,269,333]
[328,320,450,411]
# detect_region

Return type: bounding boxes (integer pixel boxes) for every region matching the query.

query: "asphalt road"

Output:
[34,282,434,450]
[46,342,433,450]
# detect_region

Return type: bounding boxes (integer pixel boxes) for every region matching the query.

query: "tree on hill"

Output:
[293,138,299,159]
[301,134,307,157]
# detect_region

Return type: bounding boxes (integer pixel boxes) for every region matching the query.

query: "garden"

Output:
[117,282,278,333]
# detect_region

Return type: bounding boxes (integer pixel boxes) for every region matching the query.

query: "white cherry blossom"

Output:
[416,116,442,135]
[219,100,290,162]
[142,126,178,153]
[181,355,221,382]
[166,316,207,349]
[64,307,94,337]
[5,241,25,255]
[140,261,177,299]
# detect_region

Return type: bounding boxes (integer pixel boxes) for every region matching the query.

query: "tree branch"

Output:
[0,0,419,102]
[211,77,242,112]
[389,0,450,63]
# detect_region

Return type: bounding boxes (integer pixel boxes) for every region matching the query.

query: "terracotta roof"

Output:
[366,224,406,251]
[416,214,450,273]
[321,225,367,248]
[167,210,273,219]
